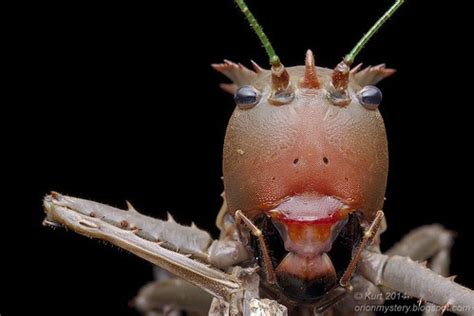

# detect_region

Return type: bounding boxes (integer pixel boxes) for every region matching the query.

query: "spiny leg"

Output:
[385,224,454,315]
[234,210,276,284]
[421,250,455,315]
[360,250,474,315]
[42,193,243,301]
[332,274,383,316]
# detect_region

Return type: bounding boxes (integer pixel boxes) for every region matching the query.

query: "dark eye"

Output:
[234,85,261,109]
[357,85,382,110]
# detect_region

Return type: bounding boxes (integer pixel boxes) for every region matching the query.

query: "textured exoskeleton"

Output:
[42,55,474,314]
[216,56,392,304]
[42,0,474,314]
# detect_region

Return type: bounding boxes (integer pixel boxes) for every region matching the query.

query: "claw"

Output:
[360,251,474,315]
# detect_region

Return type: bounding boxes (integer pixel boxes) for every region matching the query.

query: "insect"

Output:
[42,0,474,314]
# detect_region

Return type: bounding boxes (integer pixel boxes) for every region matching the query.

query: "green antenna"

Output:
[345,0,405,65]
[234,0,280,67]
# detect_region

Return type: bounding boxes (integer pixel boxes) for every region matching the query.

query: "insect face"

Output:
[216,52,390,302]
[40,1,474,314]
[214,0,403,306]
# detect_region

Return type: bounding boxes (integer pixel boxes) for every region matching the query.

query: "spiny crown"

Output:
[226,0,404,107]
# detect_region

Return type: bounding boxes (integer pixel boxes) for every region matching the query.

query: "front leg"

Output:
[43,193,242,301]
[385,224,454,315]
[360,250,474,315]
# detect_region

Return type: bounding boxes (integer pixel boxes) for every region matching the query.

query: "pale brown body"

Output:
[41,55,474,315]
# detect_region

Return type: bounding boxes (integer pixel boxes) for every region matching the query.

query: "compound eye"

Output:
[357,85,382,110]
[234,85,261,109]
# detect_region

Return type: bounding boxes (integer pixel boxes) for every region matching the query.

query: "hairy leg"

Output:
[385,224,454,316]
[360,250,474,315]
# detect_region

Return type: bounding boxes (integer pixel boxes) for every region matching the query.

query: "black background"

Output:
[3,0,473,315]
